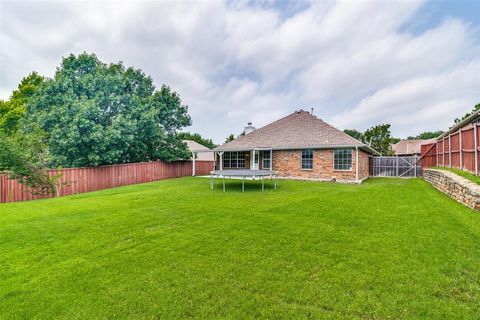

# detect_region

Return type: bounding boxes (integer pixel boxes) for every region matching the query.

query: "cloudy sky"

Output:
[1,0,479,143]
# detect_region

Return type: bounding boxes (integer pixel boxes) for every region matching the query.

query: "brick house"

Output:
[214,110,377,183]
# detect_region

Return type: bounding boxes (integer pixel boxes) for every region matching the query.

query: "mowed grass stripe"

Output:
[1,177,479,319]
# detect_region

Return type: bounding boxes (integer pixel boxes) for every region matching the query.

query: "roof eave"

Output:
[214,144,380,155]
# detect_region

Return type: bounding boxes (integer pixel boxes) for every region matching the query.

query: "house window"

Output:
[223,152,245,168]
[334,149,352,171]
[301,149,313,169]
[261,150,271,169]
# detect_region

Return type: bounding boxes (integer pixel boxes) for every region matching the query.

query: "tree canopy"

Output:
[23,53,192,167]
[343,129,363,141]
[407,131,444,140]
[453,103,480,126]
[0,72,44,135]
[363,124,395,155]
[0,130,60,195]
[345,125,396,155]
[225,134,235,143]
[177,132,216,149]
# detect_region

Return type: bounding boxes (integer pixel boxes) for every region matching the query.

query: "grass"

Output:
[1,177,480,319]
[432,166,480,185]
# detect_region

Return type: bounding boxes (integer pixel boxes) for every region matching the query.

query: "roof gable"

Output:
[392,139,435,155]
[216,110,372,152]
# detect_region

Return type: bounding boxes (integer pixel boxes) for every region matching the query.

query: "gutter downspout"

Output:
[270,150,273,171]
[355,146,359,182]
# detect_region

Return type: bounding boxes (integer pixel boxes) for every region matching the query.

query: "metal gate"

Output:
[369,156,421,178]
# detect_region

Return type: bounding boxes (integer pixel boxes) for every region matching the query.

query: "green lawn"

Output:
[1,178,480,319]
[432,166,480,185]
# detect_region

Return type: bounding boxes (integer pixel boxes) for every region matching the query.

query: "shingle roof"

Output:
[215,110,377,154]
[184,140,215,161]
[392,139,435,155]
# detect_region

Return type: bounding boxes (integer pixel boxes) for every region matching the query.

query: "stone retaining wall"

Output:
[423,168,480,210]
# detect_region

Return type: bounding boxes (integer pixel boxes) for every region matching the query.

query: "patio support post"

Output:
[355,146,359,182]
[475,124,478,175]
[218,151,224,170]
[436,141,439,166]
[459,129,463,170]
[251,149,255,169]
[448,134,452,168]
[192,152,196,176]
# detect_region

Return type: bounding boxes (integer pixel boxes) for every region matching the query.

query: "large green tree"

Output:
[23,53,192,167]
[363,124,395,155]
[0,72,44,135]
[343,129,363,141]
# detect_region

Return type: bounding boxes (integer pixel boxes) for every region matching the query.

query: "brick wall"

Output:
[272,149,369,183]
[424,168,480,210]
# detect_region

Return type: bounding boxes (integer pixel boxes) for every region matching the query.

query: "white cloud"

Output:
[0,0,479,142]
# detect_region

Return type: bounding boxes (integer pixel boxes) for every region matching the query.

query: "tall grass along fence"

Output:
[421,122,479,174]
[1,160,214,203]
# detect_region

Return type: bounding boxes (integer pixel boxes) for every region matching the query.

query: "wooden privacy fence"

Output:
[369,156,421,178]
[0,160,214,203]
[420,122,479,174]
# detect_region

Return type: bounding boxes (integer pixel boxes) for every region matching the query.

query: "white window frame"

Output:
[261,150,271,170]
[301,149,313,170]
[223,151,245,168]
[333,149,353,171]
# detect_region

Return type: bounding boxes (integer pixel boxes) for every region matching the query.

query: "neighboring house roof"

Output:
[215,110,378,154]
[392,139,436,155]
[183,140,215,161]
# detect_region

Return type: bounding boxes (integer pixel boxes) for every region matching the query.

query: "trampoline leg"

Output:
[262,177,264,191]
[210,174,213,190]
[223,176,225,192]
[242,176,245,192]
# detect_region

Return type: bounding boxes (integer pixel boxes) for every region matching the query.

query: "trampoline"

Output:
[210,169,278,192]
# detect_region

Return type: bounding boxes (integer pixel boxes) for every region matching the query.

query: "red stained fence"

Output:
[0,160,214,203]
[420,122,479,174]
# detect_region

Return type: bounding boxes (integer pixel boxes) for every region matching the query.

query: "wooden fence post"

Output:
[459,129,463,170]
[396,157,399,177]
[475,124,478,175]
[448,134,452,168]
[442,138,445,167]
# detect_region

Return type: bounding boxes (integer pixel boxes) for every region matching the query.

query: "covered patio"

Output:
[209,148,276,192]
[213,148,273,171]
